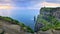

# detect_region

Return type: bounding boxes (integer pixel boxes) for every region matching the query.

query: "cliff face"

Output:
[40,7,60,21]
[0,16,34,34]
[35,7,60,32]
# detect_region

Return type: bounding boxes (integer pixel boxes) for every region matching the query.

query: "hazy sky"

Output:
[0,0,60,16]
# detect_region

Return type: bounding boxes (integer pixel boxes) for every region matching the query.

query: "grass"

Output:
[0,16,34,33]
[37,7,60,31]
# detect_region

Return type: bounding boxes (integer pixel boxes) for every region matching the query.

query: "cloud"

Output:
[10,1,60,10]
[0,0,11,3]
[0,0,13,10]
[0,5,12,10]
[0,0,42,10]
[11,6,40,10]
[1,0,60,10]
[41,2,60,7]
[46,0,60,1]
[0,0,12,16]
[1,0,60,16]
[0,5,12,16]
[21,1,60,9]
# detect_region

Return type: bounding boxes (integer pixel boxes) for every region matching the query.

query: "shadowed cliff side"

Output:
[35,7,60,34]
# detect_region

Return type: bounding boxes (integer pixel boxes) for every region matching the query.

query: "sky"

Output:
[0,0,60,16]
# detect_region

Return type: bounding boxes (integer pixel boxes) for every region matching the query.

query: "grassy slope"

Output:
[0,16,34,33]
[37,7,60,31]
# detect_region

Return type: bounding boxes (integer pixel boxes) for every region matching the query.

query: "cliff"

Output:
[35,7,60,34]
[0,16,34,34]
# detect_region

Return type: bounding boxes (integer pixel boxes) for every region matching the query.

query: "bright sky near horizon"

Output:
[0,0,60,9]
[0,0,60,16]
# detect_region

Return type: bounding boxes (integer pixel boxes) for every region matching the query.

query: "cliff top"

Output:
[0,16,34,34]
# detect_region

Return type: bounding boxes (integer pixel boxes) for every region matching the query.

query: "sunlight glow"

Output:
[0,5,12,10]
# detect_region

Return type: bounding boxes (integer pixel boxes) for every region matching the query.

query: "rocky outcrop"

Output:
[0,20,24,34]
[36,30,60,34]
[37,30,53,34]
[0,16,34,34]
[52,30,60,34]
[35,7,60,34]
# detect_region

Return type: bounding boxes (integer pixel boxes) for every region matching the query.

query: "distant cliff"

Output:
[35,7,60,34]
[0,16,34,34]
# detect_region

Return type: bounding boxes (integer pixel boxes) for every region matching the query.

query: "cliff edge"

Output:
[35,7,60,34]
[0,16,34,34]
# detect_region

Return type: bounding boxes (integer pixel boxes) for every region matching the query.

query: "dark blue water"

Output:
[10,9,39,30]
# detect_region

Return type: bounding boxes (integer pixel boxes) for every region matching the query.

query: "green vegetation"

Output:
[37,7,60,31]
[19,23,34,33]
[37,15,52,31]
[40,7,53,12]
[0,16,34,33]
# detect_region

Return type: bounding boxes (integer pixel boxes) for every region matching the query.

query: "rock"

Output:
[37,30,52,34]
[35,23,43,32]
[0,16,34,34]
[0,29,4,34]
[53,30,60,34]
[35,7,60,32]
[4,24,21,32]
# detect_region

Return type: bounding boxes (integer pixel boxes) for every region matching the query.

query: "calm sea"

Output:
[10,9,39,30]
